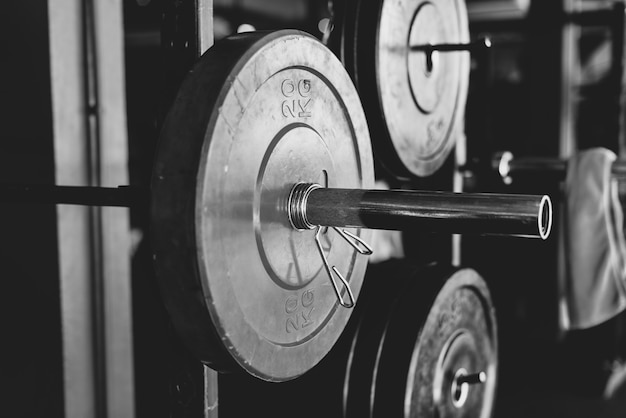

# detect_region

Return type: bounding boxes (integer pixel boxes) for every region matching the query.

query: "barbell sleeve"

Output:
[288,183,552,240]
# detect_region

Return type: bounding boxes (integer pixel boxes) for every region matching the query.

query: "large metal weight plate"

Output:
[152,30,374,381]
[377,268,497,417]
[344,266,497,417]
[331,0,470,178]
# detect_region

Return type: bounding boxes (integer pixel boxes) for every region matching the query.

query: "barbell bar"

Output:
[120,30,552,380]
[462,151,626,183]
[409,37,492,53]
[0,173,552,314]
[288,183,551,239]
[286,182,550,308]
[409,37,491,74]
[0,181,552,242]
[0,176,552,311]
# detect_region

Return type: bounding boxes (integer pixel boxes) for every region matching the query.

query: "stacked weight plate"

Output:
[326,1,499,417]
[328,0,470,178]
[343,263,497,418]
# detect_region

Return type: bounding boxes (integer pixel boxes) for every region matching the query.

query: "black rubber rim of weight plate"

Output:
[375,267,497,417]
[374,264,458,417]
[343,260,423,417]
[334,0,417,181]
[152,31,290,372]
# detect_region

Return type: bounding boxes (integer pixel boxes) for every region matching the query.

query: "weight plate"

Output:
[376,268,497,417]
[332,0,470,178]
[152,30,374,381]
[344,266,497,417]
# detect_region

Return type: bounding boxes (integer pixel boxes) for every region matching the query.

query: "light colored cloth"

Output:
[559,148,626,330]
[605,360,626,401]
[369,228,404,264]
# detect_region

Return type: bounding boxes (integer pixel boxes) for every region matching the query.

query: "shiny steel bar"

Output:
[288,183,552,240]
[457,371,487,385]
[410,37,492,53]
[493,151,626,180]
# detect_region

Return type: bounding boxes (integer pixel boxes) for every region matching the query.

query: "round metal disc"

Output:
[332,0,470,178]
[375,268,497,417]
[344,266,497,417]
[152,30,374,381]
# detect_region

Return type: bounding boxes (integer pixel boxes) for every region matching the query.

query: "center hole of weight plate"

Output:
[255,125,336,289]
[407,2,445,113]
[451,368,470,408]
[450,368,487,408]
[425,49,439,76]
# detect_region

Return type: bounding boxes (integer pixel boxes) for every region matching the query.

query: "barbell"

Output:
[153,26,546,383]
[1,29,551,382]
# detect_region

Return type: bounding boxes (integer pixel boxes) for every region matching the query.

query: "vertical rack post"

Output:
[560,0,578,159]
[610,2,626,155]
[161,1,217,417]
[49,0,135,417]
[196,4,218,416]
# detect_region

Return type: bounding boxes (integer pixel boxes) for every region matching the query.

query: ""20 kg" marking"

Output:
[285,289,315,333]
[281,78,312,118]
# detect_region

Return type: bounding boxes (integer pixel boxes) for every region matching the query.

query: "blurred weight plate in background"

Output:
[328,0,470,179]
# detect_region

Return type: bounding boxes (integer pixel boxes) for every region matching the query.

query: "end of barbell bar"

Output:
[493,193,552,240]
[539,195,552,240]
[290,182,553,240]
[493,151,514,184]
